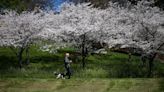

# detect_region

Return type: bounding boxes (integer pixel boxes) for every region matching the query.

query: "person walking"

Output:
[64,53,72,79]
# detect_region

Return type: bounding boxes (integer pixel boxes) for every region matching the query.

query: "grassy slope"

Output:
[0,46,164,78]
[0,47,164,92]
[0,78,164,92]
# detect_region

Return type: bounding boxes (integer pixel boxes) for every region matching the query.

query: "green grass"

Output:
[0,46,164,92]
[0,78,163,92]
[0,46,164,78]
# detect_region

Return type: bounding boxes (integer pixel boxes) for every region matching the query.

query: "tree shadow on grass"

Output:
[30,55,62,63]
[0,53,63,70]
[0,55,17,69]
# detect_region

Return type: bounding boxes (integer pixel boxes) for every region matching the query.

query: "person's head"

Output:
[65,53,70,57]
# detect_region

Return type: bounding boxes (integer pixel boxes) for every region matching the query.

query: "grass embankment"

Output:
[0,47,164,92]
[0,46,164,78]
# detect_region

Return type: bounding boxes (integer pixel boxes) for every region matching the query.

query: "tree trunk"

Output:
[141,54,146,67]
[128,53,132,62]
[17,47,24,69]
[127,52,132,77]
[81,34,86,69]
[147,53,156,77]
[25,46,30,65]
[82,56,86,69]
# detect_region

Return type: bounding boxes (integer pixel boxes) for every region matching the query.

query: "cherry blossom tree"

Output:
[55,3,137,68]
[1,0,162,73]
[36,3,101,68]
[0,10,47,68]
[58,3,109,68]
[132,1,164,76]
[112,0,164,76]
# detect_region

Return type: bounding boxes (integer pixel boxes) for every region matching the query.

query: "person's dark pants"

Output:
[65,67,71,79]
